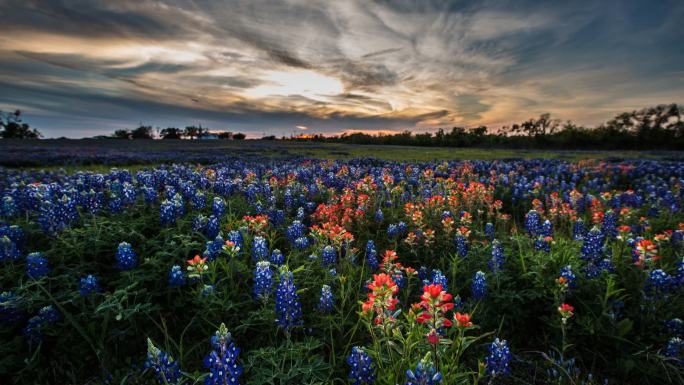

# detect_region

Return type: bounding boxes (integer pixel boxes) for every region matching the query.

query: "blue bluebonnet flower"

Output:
[347,346,376,385]
[393,270,406,289]
[193,214,208,232]
[226,230,244,253]
[388,223,400,240]
[318,284,335,313]
[664,337,683,365]
[665,318,683,337]
[572,219,586,241]
[23,305,60,344]
[160,200,176,226]
[2,195,17,217]
[430,270,448,291]
[0,291,21,324]
[534,236,551,252]
[484,222,495,240]
[322,245,337,267]
[26,252,49,279]
[212,197,226,218]
[405,358,442,385]
[251,236,269,261]
[275,268,303,334]
[488,240,506,273]
[192,191,206,210]
[645,269,672,298]
[471,271,487,301]
[418,266,429,281]
[329,268,337,277]
[173,194,185,218]
[115,242,137,271]
[168,265,186,288]
[366,240,378,271]
[79,274,101,296]
[108,195,123,214]
[524,210,541,237]
[286,221,306,244]
[142,186,157,205]
[203,235,225,261]
[541,220,553,237]
[580,227,611,278]
[270,249,284,266]
[206,215,220,239]
[375,208,384,222]
[294,236,309,250]
[601,210,617,238]
[145,338,181,384]
[203,323,242,385]
[455,234,468,258]
[253,261,273,302]
[559,265,577,289]
[485,338,512,377]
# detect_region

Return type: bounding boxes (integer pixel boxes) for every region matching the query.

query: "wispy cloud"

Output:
[0,0,682,137]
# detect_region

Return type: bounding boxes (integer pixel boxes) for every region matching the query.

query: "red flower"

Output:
[454,312,473,327]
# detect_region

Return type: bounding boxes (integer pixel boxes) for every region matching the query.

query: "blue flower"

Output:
[366,241,378,271]
[347,346,375,385]
[115,242,137,271]
[664,337,683,366]
[203,323,243,385]
[0,291,21,324]
[645,269,672,298]
[572,219,586,241]
[430,270,448,291]
[253,261,274,302]
[275,268,303,334]
[318,284,335,313]
[375,208,384,222]
[79,274,101,296]
[485,338,512,377]
[559,265,577,289]
[471,271,487,301]
[405,359,442,385]
[524,210,541,237]
[168,265,186,288]
[484,222,495,240]
[322,245,337,267]
[212,197,226,218]
[665,318,683,337]
[160,200,176,226]
[206,215,220,239]
[251,236,269,261]
[488,240,506,273]
[455,234,468,258]
[192,191,206,210]
[534,236,551,253]
[145,338,181,384]
[26,252,50,279]
[270,249,284,266]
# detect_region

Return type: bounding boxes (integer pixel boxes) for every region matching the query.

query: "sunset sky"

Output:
[1,0,683,138]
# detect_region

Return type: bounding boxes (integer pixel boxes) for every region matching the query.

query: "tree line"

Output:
[293,103,684,150]
[111,125,246,140]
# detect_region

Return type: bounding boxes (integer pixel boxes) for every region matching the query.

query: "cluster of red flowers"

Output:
[633,239,660,268]
[413,284,454,344]
[362,273,400,325]
[242,214,269,235]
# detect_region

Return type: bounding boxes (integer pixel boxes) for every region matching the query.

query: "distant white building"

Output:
[198,133,219,140]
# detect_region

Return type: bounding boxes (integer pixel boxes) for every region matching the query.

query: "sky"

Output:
[0,0,683,138]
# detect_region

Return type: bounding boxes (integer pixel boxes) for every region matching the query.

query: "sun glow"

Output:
[244,70,344,99]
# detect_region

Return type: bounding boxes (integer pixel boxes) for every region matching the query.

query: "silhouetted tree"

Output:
[130,125,154,139]
[113,129,131,139]
[184,125,207,139]
[0,110,42,139]
[160,127,184,139]
[217,131,233,139]
[233,133,246,140]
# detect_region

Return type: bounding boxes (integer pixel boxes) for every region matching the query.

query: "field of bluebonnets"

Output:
[1,142,683,385]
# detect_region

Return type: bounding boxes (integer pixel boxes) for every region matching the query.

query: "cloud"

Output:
[0,0,682,137]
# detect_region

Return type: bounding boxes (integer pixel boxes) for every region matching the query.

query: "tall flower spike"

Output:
[347,346,376,385]
[253,261,274,302]
[485,338,512,378]
[115,242,137,271]
[203,323,243,385]
[471,271,487,301]
[274,268,303,334]
[318,284,335,313]
[145,338,181,384]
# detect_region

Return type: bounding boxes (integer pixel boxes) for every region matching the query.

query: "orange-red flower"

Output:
[454,312,473,328]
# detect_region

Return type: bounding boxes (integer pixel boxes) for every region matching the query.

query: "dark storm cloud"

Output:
[0,0,682,137]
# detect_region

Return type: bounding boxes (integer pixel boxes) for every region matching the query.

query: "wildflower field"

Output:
[1,144,683,384]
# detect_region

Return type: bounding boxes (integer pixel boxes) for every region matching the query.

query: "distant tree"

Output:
[261,135,276,140]
[217,131,233,139]
[184,125,207,139]
[131,125,154,139]
[113,129,131,139]
[160,127,184,139]
[0,110,42,139]
[233,132,246,140]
